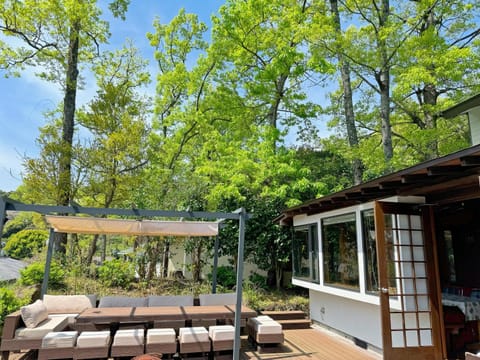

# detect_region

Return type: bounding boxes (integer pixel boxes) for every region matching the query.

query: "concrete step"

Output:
[278,318,312,330]
[259,310,306,320]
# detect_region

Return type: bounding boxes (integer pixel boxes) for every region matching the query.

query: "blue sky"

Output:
[0,1,225,192]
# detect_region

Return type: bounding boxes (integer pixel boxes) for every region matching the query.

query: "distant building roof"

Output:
[0,257,27,281]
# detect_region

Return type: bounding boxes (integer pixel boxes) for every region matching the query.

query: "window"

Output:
[293,224,319,283]
[322,213,359,290]
[362,209,378,294]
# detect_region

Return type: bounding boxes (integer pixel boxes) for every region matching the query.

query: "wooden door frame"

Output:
[374,201,445,360]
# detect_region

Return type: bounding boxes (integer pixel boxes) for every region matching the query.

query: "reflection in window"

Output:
[362,210,378,294]
[292,224,319,283]
[444,230,456,283]
[322,213,359,290]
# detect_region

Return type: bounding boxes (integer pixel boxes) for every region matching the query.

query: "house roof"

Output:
[441,93,480,118]
[279,144,480,225]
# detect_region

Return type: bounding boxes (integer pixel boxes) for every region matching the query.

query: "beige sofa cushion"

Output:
[76,331,111,348]
[20,300,48,328]
[15,315,70,339]
[209,325,235,341]
[43,294,94,314]
[179,327,209,343]
[112,329,144,346]
[41,331,78,348]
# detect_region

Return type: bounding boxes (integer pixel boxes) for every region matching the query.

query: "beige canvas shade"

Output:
[45,215,219,237]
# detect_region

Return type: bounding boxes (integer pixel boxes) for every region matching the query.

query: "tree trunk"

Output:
[329,0,363,185]
[377,0,393,166]
[56,20,80,253]
[100,234,107,263]
[163,240,170,278]
[191,240,203,282]
[86,234,99,266]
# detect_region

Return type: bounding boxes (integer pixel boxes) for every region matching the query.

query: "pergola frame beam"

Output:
[0,196,249,360]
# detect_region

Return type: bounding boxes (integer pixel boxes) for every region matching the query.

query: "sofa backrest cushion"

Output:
[148,295,194,307]
[20,299,48,328]
[199,293,236,306]
[43,294,95,314]
[98,296,148,308]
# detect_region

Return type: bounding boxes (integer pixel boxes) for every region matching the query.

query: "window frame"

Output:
[321,212,360,292]
[292,223,320,284]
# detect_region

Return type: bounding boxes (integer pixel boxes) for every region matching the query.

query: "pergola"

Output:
[0,197,249,360]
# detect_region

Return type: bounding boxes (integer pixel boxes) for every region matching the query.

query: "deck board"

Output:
[241,327,382,360]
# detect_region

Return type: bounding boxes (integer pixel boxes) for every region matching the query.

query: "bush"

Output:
[19,260,65,289]
[249,272,268,290]
[208,265,236,289]
[97,259,136,288]
[4,229,47,259]
[0,288,27,330]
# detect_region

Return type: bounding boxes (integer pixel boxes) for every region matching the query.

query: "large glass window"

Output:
[362,209,378,294]
[293,224,319,283]
[322,213,359,290]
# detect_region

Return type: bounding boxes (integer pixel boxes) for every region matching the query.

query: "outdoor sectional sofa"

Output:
[0,294,95,360]
[0,293,244,359]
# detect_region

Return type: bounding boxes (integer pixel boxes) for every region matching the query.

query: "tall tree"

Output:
[76,44,150,264]
[0,0,130,252]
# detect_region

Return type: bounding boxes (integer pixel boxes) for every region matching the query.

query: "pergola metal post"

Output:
[41,228,55,298]
[233,207,247,360]
[211,235,219,293]
[0,196,6,240]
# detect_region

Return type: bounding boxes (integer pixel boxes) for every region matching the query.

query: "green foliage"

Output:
[97,259,136,288]
[0,288,28,330]
[4,229,48,259]
[208,266,236,289]
[248,273,268,290]
[1,212,44,240]
[19,261,65,289]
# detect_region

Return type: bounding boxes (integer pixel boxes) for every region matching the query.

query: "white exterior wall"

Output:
[168,246,265,280]
[309,289,383,349]
[469,107,480,145]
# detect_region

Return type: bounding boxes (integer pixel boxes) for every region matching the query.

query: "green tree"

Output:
[0,0,130,253]
[4,229,48,259]
[76,43,150,264]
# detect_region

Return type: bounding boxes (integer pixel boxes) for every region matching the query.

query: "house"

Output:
[278,94,480,360]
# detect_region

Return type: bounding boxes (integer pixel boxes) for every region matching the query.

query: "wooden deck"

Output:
[242,326,381,360]
[7,326,382,360]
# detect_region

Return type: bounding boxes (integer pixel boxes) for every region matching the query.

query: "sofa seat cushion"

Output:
[112,329,145,346]
[43,295,94,314]
[147,328,176,344]
[179,327,209,343]
[42,331,78,348]
[15,315,70,339]
[248,316,282,334]
[20,300,48,328]
[209,325,235,341]
[76,330,111,348]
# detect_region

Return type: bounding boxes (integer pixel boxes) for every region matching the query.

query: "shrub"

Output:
[0,288,27,330]
[249,272,268,290]
[97,259,136,288]
[19,260,65,289]
[208,265,236,289]
[4,229,48,259]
